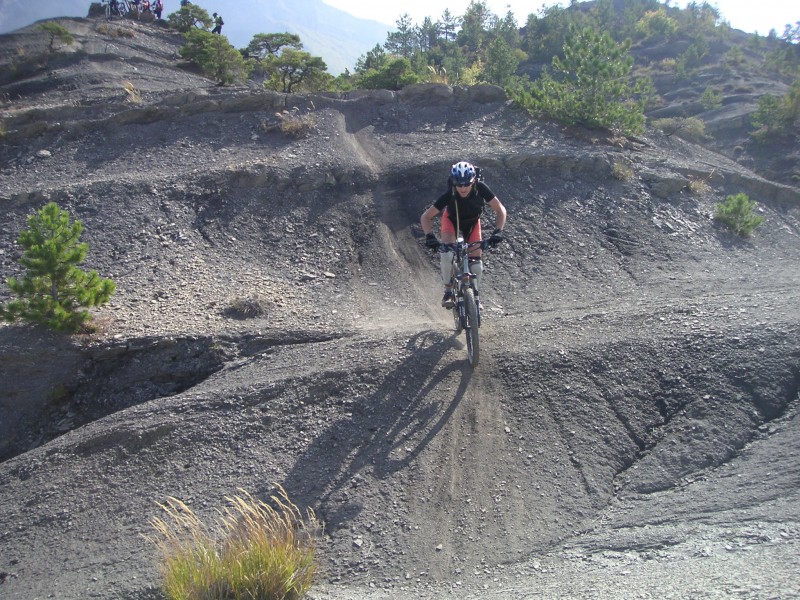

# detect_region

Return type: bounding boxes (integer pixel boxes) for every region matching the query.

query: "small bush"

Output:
[612,161,634,181]
[715,193,764,236]
[148,486,320,600]
[112,27,135,39]
[658,58,677,72]
[651,117,708,143]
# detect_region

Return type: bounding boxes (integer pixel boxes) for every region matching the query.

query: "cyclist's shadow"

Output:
[278,329,472,528]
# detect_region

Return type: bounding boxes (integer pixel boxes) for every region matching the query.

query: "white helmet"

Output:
[450,161,476,186]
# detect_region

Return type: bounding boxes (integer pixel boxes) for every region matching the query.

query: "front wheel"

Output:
[452,297,463,334]
[463,287,480,367]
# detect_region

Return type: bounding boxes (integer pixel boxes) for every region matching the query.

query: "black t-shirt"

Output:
[434,181,496,233]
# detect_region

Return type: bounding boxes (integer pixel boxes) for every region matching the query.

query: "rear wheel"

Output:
[463,287,480,367]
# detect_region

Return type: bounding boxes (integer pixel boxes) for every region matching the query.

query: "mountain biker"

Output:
[420,161,507,308]
[212,13,224,34]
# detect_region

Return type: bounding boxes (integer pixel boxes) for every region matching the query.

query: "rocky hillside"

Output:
[633,26,799,186]
[1,16,799,600]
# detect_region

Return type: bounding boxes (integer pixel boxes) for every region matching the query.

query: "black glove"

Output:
[425,232,440,250]
[488,228,504,248]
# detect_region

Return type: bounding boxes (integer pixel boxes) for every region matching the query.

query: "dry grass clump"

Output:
[427,65,448,84]
[225,294,269,319]
[688,177,711,196]
[123,81,142,104]
[276,109,316,137]
[148,486,320,600]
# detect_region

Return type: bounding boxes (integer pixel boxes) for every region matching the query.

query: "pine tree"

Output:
[179,29,251,85]
[37,22,74,54]
[714,193,764,236]
[511,25,652,135]
[1,202,116,332]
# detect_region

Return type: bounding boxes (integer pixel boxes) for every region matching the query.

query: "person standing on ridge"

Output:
[212,12,224,34]
[420,161,507,308]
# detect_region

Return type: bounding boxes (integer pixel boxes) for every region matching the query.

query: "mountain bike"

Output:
[103,0,128,20]
[127,0,141,19]
[439,238,490,367]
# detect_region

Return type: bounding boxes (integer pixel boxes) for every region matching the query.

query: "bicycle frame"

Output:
[444,239,482,315]
[439,238,488,366]
[103,0,128,19]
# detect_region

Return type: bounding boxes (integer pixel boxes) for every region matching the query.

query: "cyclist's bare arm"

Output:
[487,197,507,230]
[420,205,440,235]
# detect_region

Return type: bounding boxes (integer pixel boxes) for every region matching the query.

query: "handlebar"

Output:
[438,240,491,253]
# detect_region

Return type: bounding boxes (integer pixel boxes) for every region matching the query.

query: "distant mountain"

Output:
[0,0,391,74]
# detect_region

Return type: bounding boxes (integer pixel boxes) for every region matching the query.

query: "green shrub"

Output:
[1,202,116,332]
[635,9,678,38]
[148,487,320,600]
[612,161,634,181]
[700,87,723,110]
[750,94,787,140]
[714,193,764,236]
[357,56,419,91]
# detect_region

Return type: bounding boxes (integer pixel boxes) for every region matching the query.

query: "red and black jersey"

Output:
[433,181,496,235]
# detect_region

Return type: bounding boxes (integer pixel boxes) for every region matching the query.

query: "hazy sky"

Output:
[321,0,798,37]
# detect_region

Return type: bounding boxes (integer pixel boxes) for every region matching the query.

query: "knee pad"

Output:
[440,251,454,285]
[469,259,483,290]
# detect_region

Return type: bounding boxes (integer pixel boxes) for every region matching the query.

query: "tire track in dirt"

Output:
[388,340,589,580]
[333,110,448,330]
[333,106,572,573]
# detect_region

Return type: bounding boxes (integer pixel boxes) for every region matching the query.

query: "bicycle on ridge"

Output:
[103,0,128,20]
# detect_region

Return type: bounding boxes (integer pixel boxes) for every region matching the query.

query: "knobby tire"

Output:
[463,287,480,367]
